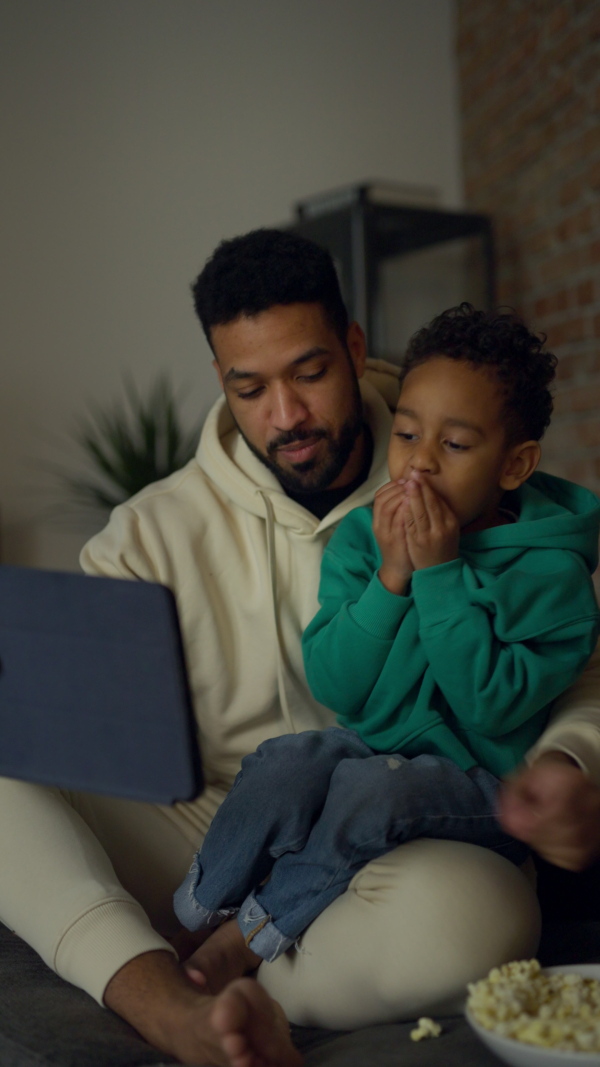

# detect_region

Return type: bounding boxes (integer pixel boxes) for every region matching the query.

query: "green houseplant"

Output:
[65,374,203,514]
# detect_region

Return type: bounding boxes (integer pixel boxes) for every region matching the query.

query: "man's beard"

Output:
[236,406,364,494]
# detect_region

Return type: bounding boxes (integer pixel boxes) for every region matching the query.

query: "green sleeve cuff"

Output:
[411,559,470,625]
[348,573,412,640]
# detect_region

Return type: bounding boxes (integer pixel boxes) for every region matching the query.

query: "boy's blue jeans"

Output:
[173,728,528,962]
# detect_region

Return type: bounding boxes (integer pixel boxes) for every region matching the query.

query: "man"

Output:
[1,229,599,1067]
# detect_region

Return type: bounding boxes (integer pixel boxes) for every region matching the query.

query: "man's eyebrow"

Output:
[223,347,329,384]
[394,406,484,436]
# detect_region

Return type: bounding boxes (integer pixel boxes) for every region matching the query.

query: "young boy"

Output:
[174,304,600,990]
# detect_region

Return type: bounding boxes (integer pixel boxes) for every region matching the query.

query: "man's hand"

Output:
[373,480,413,595]
[499,752,600,871]
[402,474,460,571]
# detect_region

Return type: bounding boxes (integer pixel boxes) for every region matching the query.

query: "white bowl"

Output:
[465,965,600,1067]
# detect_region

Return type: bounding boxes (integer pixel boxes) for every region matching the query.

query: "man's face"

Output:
[388,356,515,531]
[211,303,367,493]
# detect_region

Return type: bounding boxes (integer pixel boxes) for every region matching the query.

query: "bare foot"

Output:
[212,978,303,1067]
[104,950,301,1067]
[185,917,262,993]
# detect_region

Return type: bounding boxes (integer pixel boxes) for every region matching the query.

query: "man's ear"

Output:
[346,321,367,378]
[213,358,224,391]
[500,440,541,490]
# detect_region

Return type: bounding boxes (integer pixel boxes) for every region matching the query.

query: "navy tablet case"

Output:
[0,566,203,804]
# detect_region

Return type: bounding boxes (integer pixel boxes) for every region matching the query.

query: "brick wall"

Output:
[456,0,600,490]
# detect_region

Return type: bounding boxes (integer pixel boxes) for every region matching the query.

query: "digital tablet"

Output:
[0,565,203,803]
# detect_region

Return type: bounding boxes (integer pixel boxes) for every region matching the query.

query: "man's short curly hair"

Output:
[401,303,557,443]
[191,228,349,349]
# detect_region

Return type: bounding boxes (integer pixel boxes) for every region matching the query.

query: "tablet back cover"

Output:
[0,566,203,803]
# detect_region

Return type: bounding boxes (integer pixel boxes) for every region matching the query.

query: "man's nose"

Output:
[270,383,309,429]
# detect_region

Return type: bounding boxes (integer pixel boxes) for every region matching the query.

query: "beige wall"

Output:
[1,0,463,570]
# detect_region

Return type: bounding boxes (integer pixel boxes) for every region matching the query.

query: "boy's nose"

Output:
[410,443,439,474]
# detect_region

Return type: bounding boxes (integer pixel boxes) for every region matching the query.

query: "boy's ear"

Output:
[499,440,541,491]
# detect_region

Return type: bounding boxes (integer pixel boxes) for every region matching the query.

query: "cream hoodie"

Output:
[80,370,398,836]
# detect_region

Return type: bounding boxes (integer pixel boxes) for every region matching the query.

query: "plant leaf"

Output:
[62,373,203,514]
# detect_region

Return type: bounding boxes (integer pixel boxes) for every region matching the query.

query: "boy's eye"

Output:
[394,431,418,441]
[445,440,470,452]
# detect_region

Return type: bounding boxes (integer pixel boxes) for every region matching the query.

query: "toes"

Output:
[210,982,247,1037]
[184,965,209,988]
[211,979,300,1067]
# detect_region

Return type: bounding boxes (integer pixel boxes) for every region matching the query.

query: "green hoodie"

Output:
[302,472,600,777]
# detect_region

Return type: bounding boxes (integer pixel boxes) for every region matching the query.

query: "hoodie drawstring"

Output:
[258,490,297,735]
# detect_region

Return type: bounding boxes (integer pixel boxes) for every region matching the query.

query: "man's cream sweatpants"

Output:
[0,775,540,1028]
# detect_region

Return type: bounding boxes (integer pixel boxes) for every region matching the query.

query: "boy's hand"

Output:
[402,474,460,570]
[373,480,413,595]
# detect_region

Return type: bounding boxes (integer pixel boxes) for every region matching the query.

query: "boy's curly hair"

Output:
[401,303,557,443]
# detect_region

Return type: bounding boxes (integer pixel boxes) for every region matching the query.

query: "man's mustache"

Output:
[267,427,329,457]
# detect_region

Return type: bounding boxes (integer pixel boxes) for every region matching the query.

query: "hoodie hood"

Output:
[461,470,600,574]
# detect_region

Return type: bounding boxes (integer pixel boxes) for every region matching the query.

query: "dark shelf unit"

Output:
[290,184,495,364]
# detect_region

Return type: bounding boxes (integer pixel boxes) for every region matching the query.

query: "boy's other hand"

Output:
[402,474,460,571]
[373,480,413,595]
[499,752,600,870]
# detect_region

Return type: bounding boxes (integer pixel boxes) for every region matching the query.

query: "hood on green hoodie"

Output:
[460,470,600,574]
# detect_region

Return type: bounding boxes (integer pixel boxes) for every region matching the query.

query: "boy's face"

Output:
[388,357,517,531]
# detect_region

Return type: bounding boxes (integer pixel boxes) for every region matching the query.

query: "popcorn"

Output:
[410,1016,442,1041]
[467,959,600,1052]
